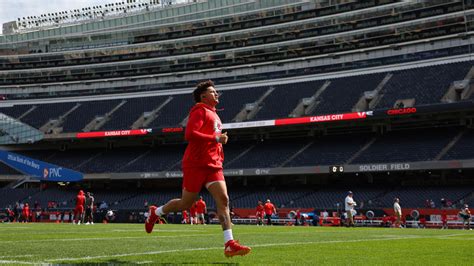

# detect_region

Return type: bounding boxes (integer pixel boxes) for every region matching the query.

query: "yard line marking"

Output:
[0,227,32,230]
[112,229,201,232]
[45,236,421,262]
[435,237,474,241]
[0,233,217,243]
[0,255,32,259]
[136,261,154,264]
[0,260,35,265]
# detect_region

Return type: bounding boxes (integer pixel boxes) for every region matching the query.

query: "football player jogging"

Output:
[145,80,251,257]
[195,196,207,225]
[73,190,85,224]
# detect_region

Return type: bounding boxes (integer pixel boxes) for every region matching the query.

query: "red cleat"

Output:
[224,240,251,257]
[145,205,159,233]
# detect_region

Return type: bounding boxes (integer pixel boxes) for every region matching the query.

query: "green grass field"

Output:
[0,223,472,265]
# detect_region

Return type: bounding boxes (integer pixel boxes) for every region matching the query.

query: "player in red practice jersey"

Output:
[73,190,85,224]
[264,199,277,225]
[189,202,197,225]
[256,201,265,226]
[145,80,250,257]
[441,210,448,229]
[22,203,30,223]
[195,196,207,225]
[182,210,189,224]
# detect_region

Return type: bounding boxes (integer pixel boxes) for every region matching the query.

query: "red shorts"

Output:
[182,167,224,193]
[74,205,84,214]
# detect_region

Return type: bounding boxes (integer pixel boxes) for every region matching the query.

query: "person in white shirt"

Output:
[393,198,402,228]
[344,191,356,227]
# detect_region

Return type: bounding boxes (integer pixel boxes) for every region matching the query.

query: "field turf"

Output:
[0,223,472,265]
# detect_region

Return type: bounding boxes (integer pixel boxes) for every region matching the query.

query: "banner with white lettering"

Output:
[0,150,83,182]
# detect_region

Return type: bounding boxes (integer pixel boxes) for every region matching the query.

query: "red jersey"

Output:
[182,103,224,169]
[190,203,197,216]
[256,205,265,217]
[264,202,275,215]
[76,194,85,207]
[22,205,30,217]
[195,199,207,214]
[441,212,447,222]
[182,210,188,220]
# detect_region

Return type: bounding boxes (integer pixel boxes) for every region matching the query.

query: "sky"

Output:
[0,0,187,34]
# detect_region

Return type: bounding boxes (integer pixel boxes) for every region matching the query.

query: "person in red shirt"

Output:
[22,203,30,223]
[145,80,250,257]
[264,199,277,226]
[256,201,265,226]
[182,210,189,224]
[295,209,301,226]
[73,190,85,224]
[441,210,448,229]
[189,202,197,225]
[195,196,207,225]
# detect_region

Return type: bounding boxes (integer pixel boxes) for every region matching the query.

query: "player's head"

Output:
[86,192,91,197]
[394,197,399,203]
[199,196,203,200]
[348,191,353,196]
[258,200,263,205]
[194,80,219,106]
[266,199,271,203]
[79,190,84,195]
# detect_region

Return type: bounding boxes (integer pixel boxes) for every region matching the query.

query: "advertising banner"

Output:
[0,150,83,182]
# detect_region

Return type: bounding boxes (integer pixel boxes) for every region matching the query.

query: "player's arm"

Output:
[185,108,225,142]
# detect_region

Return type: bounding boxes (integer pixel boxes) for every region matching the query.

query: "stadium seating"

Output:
[376,62,473,109]
[62,99,123,132]
[311,73,385,115]
[1,61,471,133]
[225,139,309,169]
[442,130,474,161]
[18,102,76,130]
[1,126,471,175]
[352,128,459,164]
[285,134,373,167]
[1,1,471,85]
[252,81,325,120]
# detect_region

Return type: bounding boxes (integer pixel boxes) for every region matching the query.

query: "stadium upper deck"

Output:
[0,0,472,98]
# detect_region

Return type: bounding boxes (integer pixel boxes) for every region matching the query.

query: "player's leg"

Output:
[207,181,251,257]
[145,189,197,233]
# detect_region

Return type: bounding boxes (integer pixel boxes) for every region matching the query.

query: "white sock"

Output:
[223,229,234,243]
[155,206,165,216]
